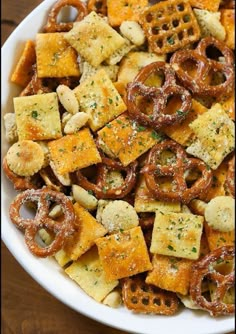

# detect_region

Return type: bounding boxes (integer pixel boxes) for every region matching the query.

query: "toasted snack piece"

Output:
[72,184,98,210]
[96,199,111,223]
[6,140,44,177]
[56,85,79,114]
[101,200,139,233]
[162,99,208,146]
[204,221,235,251]
[102,290,122,308]
[50,161,72,186]
[36,33,80,78]
[120,21,146,46]
[79,61,119,83]
[107,0,148,27]
[139,0,201,54]
[189,0,221,12]
[189,199,208,215]
[65,246,119,302]
[48,128,101,174]
[150,212,204,260]
[122,275,179,315]
[220,9,235,49]
[74,69,126,132]
[65,11,126,68]
[11,40,36,87]
[186,104,235,170]
[177,294,201,310]
[193,9,226,41]
[204,196,235,232]
[146,254,193,295]
[14,92,62,141]
[3,113,18,144]
[64,112,90,134]
[96,226,152,281]
[105,38,135,65]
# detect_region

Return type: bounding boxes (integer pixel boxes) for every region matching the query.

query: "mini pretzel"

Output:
[2,156,42,191]
[9,188,75,257]
[75,156,138,199]
[141,140,213,204]
[224,155,235,198]
[127,62,192,130]
[87,0,107,16]
[43,0,88,33]
[189,245,235,316]
[170,37,235,97]
[122,275,179,315]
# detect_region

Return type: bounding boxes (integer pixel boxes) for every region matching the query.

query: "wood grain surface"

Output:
[1,1,235,334]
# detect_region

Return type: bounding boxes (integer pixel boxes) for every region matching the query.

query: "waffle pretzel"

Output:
[9,188,75,257]
[122,275,179,315]
[141,140,213,204]
[43,0,88,32]
[170,37,235,97]
[75,155,138,199]
[139,0,200,54]
[189,245,235,316]
[127,62,192,130]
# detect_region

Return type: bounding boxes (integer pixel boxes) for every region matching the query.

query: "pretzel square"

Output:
[162,98,208,146]
[122,275,179,315]
[204,221,235,251]
[150,212,204,260]
[189,0,221,12]
[186,103,235,170]
[65,246,119,302]
[107,0,148,27]
[95,226,152,281]
[63,203,107,260]
[146,254,193,295]
[134,175,181,213]
[10,40,36,87]
[14,92,62,141]
[139,0,201,54]
[97,113,158,166]
[36,33,80,78]
[48,128,102,174]
[74,69,126,131]
[65,11,126,68]
[220,9,235,49]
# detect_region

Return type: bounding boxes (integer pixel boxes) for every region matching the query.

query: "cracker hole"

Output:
[152,26,160,35]
[183,14,191,22]
[142,297,149,305]
[177,3,185,11]
[154,298,161,305]
[131,296,138,304]
[165,299,172,307]
[178,31,184,40]
[172,19,179,27]
[146,13,153,22]
[188,28,194,36]
[156,39,163,49]
[162,23,169,31]
[131,283,137,292]
[141,285,149,292]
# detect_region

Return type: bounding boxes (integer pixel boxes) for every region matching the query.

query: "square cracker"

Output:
[189,0,221,12]
[162,99,208,146]
[186,103,235,169]
[134,175,181,213]
[65,11,126,68]
[63,203,107,260]
[65,246,119,302]
[14,92,62,141]
[74,69,126,131]
[97,113,158,166]
[11,40,36,87]
[146,254,193,295]
[150,212,204,260]
[95,226,152,281]
[48,128,101,175]
[36,33,80,78]
[107,0,148,27]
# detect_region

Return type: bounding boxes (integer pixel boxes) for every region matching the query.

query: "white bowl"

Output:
[1,1,235,333]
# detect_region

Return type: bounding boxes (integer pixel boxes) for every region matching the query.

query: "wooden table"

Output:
[1,1,235,334]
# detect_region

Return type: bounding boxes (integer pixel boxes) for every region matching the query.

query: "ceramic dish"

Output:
[1,1,235,333]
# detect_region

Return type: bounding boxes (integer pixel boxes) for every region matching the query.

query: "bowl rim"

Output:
[1,1,235,333]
